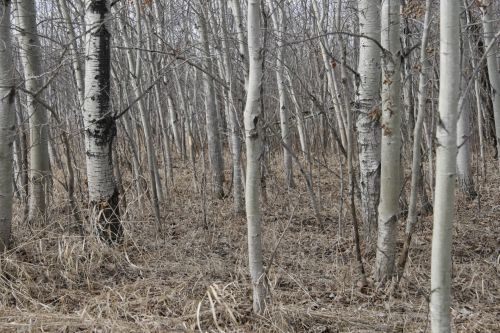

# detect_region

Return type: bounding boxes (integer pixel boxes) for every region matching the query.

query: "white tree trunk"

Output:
[230,0,249,84]
[375,0,402,283]
[16,0,50,223]
[430,0,460,330]
[198,2,224,198]
[83,0,122,243]
[0,0,15,250]
[219,0,244,213]
[57,0,85,106]
[167,96,182,156]
[312,2,347,150]
[245,0,267,314]
[356,0,382,238]
[457,77,476,198]
[481,3,500,164]
[270,0,294,188]
[399,0,433,275]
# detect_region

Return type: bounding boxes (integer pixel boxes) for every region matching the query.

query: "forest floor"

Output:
[0,156,498,332]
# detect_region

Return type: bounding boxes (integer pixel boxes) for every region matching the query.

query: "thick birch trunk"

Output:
[375,0,402,283]
[430,0,460,330]
[245,0,267,314]
[0,0,15,250]
[356,0,382,239]
[16,0,50,223]
[83,0,122,243]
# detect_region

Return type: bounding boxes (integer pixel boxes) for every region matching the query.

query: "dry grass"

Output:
[0,156,498,332]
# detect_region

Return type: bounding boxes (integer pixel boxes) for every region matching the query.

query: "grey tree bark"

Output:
[198,2,224,198]
[480,1,500,164]
[356,0,382,239]
[269,0,294,188]
[16,0,50,223]
[375,0,402,283]
[0,0,16,250]
[245,0,267,314]
[430,0,460,330]
[219,0,244,213]
[400,0,433,272]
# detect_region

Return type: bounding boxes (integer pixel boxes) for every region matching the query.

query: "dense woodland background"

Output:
[0,0,498,332]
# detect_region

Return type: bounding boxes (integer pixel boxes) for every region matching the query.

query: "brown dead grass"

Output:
[0,156,498,332]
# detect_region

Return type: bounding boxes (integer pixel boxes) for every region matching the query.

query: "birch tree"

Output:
[16,0,50,223]
[219,0,244,213]
[356,0,382,239]
[0,0,15,250]
[198,1,224,198]
[83,0,122,243]
[457,74,476,198]
[430,0,460,330]
[269,0,294,188]
[245,0,267,314]
[480,0,500,163]
[375,0,402,283]
[400,0,432,272]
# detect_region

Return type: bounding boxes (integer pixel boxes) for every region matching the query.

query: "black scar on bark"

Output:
[89,0,108,14]
[91,187,123,244]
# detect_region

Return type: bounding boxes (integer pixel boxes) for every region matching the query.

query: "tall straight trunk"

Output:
[198,2,224,198]
[311,2,347,150]
[15,100,29,207]
[0,0,16,250]
[430,0,459,330]
[219,0,244,213]
[16,0,50,223]
[83,0,122,243]
[121,110,145,212]
[375,0,402,283]
[269,0,294,188]
[457,74,476,198]
[167,96,182,156]
[400,0,432,273]
[481,2,500,164]
[245,0,267,314]
[119,0,162,225]
[286,71,308,154]
[356,0,382,239]
[463,4,486,178]
[231,0,249,85]
[57,0,85,106]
